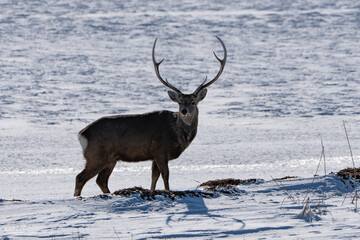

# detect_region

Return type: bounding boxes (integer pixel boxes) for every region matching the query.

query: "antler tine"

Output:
[152,38,182,94]
[194,36,227,95]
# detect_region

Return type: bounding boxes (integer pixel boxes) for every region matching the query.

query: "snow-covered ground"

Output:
[1,0,360,239]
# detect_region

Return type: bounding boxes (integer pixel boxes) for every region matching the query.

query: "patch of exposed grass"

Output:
[337,168,360,180]
[112,187,214,200]
[272,176,298,181]
[199,178,261,193]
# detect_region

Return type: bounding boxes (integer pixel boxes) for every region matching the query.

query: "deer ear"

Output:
[168,91,180,103]
[196,88,207,102]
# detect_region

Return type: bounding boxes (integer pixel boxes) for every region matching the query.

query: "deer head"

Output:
[152,36,227,125]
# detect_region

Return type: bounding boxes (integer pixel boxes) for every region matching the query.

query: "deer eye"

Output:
[191,101,196,105]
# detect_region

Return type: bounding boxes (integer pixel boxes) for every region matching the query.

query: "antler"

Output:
[152,38,182,94]
[193,36,227,95]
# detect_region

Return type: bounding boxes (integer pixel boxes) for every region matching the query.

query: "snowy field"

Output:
[1,0,360,239]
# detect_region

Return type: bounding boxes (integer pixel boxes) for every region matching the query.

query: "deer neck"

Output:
[176,112,198,146]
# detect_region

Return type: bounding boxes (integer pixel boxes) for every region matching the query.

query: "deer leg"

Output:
[151,161,160,191]
[96,162,116,194]
[74,163,104,197]
[155,158,170,191]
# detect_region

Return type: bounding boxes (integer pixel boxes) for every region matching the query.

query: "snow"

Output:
[2,176,360,239]
[1,0,360,239]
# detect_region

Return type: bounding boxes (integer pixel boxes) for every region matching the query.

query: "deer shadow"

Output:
[164,194,245,237]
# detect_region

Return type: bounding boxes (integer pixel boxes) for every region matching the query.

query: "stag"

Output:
[74,37,227,196]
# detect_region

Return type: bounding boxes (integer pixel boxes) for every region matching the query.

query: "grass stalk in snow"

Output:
[271,175,297,204]
[114,227,121,240]
[302,138,324,204]
[343,121,358,212]
[319,138,326,207]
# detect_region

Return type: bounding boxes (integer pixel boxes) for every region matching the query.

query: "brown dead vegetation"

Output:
[199,178,261,193]
[107,179,261,200]
[200,178,259,187]
[337,167,360,180]
[272,176,298,181]
[112,187,214,200]
[0,199,22,202]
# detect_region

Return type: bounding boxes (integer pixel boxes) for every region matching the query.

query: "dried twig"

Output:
[302,138,324,204]
[271,175,297,204]
[320,138,326,206]
[113,227,120,240]
[343,121,358,212]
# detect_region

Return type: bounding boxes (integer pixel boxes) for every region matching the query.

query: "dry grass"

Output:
[109,179,260,199]
[0,199,22,202]
[200,178,258,187]
[112,187,214,200]
[272,176,298,181]
[199,178,260,193]
[337,167,360,180]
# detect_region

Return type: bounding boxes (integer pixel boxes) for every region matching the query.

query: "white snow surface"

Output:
[1,0,360,239]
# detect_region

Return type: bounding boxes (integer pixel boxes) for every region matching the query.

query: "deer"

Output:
[74,36,227,197]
